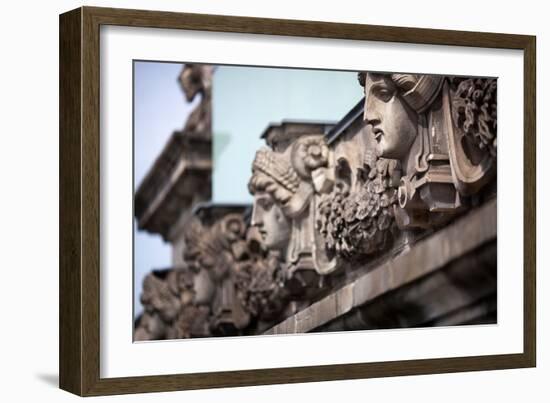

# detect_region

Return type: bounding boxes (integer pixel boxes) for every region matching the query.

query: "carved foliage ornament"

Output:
[317,157,401,259]
[452,77,497,157]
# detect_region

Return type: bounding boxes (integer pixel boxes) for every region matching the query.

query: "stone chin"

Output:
[251,190,292,254]
[261,230,289,252]
[373,118,417,161]
[375,133,409,160]
[257,204,291,253]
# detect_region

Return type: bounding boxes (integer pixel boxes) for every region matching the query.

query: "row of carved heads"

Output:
[250,72,497,275]
[135,71,497,339]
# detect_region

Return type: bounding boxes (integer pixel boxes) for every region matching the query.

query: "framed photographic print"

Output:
[59,6,536,396]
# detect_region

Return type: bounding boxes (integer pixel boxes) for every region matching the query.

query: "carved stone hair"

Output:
[358,72,421,91]
[248,148,300,205]
[358,71,443,113]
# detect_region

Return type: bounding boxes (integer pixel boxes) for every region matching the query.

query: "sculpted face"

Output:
[251,192,291,252]
[364,74,418,160]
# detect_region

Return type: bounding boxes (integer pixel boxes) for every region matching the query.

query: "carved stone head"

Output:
[248,149,296,253]
[358,71,497,229]
[248,138,331,256]
[359,72,443,161]
[249,135,337,296]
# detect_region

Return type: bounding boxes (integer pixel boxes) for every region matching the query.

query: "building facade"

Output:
[134,67,497,340]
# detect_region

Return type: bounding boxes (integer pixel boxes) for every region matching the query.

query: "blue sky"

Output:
[133,61,193,317]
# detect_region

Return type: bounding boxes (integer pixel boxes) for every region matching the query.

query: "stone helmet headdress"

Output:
[248,136,330,217]
[248,148,300,206]
[358,72,443,114]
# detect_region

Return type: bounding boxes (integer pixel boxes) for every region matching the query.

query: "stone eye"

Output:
[259,198,273,211]
[374,86,393,102]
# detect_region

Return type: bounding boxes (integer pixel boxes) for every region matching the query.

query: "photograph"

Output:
[56,4,538,397]
[132,62,498,341]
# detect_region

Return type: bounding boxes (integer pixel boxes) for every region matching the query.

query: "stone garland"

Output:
[451,77,498,157]
[317,158,400,259]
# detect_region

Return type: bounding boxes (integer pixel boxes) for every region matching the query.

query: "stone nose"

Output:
[250,202,263,227]
[365,113,381,129]
[363,96,380,128]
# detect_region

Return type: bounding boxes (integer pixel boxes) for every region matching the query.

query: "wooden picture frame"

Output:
[59,6,536,396]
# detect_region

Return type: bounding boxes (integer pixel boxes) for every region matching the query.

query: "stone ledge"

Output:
[264,198,497,335]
